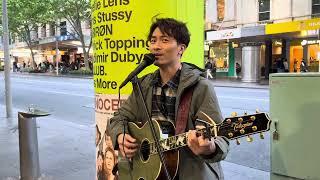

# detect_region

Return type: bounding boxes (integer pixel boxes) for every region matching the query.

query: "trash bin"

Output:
[18,107,50,180]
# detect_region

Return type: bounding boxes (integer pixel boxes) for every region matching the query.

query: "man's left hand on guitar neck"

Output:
[187,126,217,156]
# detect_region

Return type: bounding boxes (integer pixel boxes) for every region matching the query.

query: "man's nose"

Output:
[152,41,162,50]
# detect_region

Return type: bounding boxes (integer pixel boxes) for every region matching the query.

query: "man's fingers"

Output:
[119,144,137,158]
[125,142,138,149]
[125,134,137,143]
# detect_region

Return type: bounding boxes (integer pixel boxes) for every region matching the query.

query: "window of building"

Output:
[50,23,56,36]
[41,24,46,38]
[312,0,320,17]
[258,0,270,21]
[60,21,67,36]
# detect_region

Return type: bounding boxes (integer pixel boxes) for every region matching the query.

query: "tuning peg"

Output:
[231,112,238,117]
[260,132,265,139]
[238,117,243,123]
[244,111,248,115]
[256,109,260,113]
[236,139,240,145]
[240,129,245,134]
[252,126,258,131]
[250,116,256,121]
[246,135,253,142]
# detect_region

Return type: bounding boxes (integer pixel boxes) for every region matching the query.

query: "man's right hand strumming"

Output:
[117,133,138,158]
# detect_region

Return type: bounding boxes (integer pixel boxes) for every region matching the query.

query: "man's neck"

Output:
[159,62,182,85]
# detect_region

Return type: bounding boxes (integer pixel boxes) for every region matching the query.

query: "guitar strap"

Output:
[175,86,195,135]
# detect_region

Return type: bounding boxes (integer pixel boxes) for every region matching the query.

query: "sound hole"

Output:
[140,140,150,162]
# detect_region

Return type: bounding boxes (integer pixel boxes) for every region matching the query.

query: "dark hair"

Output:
[147,18,190,47]
[97,150,104,159]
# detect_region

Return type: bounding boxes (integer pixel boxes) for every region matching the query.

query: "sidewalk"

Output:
[0,105,95,180]
[0,104,270,180]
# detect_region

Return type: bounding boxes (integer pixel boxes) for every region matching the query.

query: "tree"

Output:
[7,0,54,68]
[51,0,92,70]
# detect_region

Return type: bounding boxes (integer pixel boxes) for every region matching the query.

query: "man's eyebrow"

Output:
[151,35,170,38]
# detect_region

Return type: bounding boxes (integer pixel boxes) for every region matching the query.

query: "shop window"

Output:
[60,21,67,36]
[312,0,320,17]
[258,0,270,21]
[209,44,229,73]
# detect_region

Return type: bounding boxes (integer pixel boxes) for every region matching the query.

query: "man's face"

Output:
[149,27,186,67]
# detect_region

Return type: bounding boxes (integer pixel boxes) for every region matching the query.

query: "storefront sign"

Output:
[266,18,320,34]
[206,28,241,41]
[241,25,265,37]
[301,39,320,45]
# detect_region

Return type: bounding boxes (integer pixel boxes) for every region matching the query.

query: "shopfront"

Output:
[266,18,320,73]
[206,28,240,77]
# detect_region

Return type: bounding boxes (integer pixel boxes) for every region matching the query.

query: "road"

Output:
[0,73,270,175]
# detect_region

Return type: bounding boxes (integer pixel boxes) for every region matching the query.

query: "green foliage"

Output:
[7,0,54,42]
[51,0,92,70]
[68,68,93,76]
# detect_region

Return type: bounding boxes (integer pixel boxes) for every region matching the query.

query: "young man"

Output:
[109,18,229,180]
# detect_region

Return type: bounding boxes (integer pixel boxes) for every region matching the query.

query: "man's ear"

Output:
[179,44,187,55]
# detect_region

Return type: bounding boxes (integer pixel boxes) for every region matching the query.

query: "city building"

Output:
[4,19,91,70]
[205,0,320,82]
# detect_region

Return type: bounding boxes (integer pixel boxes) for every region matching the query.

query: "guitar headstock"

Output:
[217,112,271,144]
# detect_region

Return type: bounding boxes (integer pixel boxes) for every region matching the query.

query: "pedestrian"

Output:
[205,59,213,79]
[276,58,284,73]
[108,18,229,180]
[283,58,289,72]
[300,59,308,72]
[236,62,241,79]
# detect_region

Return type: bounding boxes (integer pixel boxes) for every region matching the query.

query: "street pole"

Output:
[55,37,59,76]
[55,19,59,76]
[2,0,13,118]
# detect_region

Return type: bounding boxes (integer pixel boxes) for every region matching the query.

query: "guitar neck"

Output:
[149,112,270,155]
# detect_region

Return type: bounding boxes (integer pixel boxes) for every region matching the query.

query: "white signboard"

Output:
[206,28,241,41]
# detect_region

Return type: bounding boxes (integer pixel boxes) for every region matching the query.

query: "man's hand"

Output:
[187,126,216,156]
[117,133,138,158]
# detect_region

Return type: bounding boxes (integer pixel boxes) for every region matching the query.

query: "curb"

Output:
[10,72,93,80]
[214,84,269,89]
[8,72,270,89]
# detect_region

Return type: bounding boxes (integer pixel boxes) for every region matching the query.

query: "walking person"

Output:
[205,59,213,79]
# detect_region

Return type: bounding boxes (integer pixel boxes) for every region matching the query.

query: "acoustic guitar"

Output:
[116,111,271,180]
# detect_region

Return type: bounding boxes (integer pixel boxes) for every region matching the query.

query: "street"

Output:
[0,73,270,178]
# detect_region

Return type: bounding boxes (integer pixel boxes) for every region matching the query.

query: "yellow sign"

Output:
[266,18,320,34]
[92,1,204,179]
[91,0,204,95]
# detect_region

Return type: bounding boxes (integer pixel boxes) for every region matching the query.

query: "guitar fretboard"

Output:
[149,133,188,155]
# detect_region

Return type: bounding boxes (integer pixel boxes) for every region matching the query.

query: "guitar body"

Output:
[118,120,179,180]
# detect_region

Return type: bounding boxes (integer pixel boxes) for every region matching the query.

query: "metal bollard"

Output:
[18,107,50,180]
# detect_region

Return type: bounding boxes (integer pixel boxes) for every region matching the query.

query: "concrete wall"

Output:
[237,0,258,26]
[206,0,313,28]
